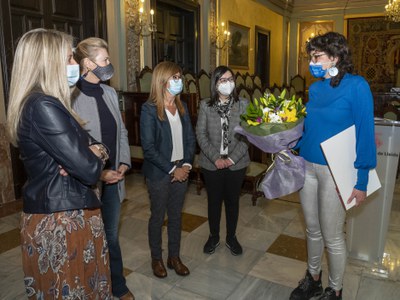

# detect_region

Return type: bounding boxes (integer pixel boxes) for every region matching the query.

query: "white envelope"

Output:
[320,125,381,210]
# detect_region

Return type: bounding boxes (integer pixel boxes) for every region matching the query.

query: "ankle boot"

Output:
[290,269,323,300]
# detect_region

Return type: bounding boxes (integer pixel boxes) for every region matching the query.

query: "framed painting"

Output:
[228,21,250,69]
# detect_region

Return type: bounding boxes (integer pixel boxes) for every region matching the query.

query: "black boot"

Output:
[317,287,342,300]
[289,270,323,300]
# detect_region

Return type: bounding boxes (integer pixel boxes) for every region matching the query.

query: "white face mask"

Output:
[217,81,235,96]
[67,64,80,87]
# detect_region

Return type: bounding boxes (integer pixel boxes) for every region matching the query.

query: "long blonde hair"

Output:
[149,61,185,120]
[7,28,78,146]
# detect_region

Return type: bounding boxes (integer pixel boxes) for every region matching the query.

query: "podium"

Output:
[346,119,400,264]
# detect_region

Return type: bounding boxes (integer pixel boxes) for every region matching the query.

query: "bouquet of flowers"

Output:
[235,89,306,199]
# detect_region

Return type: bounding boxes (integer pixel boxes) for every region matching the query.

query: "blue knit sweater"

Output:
[298,73,376,191]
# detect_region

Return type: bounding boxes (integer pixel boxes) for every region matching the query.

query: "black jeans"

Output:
[202,167,246,239]
[146,175,188,259]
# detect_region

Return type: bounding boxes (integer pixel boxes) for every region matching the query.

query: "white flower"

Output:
[263,107,270,114]
[269,113,283,123]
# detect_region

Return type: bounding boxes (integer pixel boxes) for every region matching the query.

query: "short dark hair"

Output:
[306,32,354,87]
[209,65,239,106]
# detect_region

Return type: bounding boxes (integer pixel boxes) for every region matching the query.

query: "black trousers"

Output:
[202,167,246,239]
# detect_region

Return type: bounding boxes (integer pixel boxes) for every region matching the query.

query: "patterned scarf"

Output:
[212,97,234,151]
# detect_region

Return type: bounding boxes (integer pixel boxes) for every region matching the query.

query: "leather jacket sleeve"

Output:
[28,94,104,186]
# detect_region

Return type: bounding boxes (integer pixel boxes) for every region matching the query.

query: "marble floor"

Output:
[0,173,399,299]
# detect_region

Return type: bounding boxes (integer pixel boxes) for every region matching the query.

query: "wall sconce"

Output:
[211,22,231,50]
[127,0,157,39]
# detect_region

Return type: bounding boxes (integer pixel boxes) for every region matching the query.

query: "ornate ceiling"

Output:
[255,0,388,15]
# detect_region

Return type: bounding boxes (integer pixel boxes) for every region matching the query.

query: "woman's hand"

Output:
[171,167,190,182]
[347,188,367,207]
[215,158,228,169]
[59,165,68,176]
[100,169,123,184]
[118,164,129,176]
[223,159,233,168]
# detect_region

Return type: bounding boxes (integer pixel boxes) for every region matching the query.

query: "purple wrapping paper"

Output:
[234,121,305,199]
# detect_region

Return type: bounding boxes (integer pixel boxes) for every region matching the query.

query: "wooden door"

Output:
[153,0,199,73]
[255,26,270,88]
[0,0,107,199]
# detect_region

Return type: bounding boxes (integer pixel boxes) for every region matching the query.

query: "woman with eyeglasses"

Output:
[72,38,133,300]
[140,61,196,278]
[196,65,250,256]
[290,32,376,300]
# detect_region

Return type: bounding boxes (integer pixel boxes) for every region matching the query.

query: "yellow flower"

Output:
[280,108,298,122]
[247,119,261,126]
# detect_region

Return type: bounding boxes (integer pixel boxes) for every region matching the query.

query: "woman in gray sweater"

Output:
[72,38,133,300]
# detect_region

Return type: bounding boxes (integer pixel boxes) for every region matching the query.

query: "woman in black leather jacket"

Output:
[6,29,112,299]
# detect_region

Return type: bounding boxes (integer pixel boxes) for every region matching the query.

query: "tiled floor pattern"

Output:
[0,173,399,299]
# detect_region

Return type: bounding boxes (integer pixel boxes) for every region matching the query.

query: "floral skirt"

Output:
[20,208,112,299]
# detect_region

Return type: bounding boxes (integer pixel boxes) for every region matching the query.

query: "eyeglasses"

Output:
[309,53,327,62]
[218,77,234,84]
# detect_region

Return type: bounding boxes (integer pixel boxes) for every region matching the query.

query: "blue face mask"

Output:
[167,78,183,95]
[309,61,330,78]
[309,62,328,78]
[67,64,80,87]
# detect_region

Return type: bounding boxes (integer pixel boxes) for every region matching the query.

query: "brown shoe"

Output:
[152,259,167,278]
[119,290,135,300]
[167,256,190,276]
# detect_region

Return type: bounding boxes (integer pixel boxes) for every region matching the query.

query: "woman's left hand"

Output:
[118,164,129,176]
[347,188,367,207]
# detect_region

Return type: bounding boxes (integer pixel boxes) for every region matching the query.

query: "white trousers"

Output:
[299,160,347,291]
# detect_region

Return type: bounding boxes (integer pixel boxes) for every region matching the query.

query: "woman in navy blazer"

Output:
[140,61,196,278]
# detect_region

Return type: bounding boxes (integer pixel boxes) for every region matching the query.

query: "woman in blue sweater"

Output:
[290,32,376,300]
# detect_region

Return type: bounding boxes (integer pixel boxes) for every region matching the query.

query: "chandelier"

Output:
[385,0,400,22]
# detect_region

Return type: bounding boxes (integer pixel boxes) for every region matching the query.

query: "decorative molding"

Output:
[210,0,217,70]
[0,124,14,204]
[125,0,141,91]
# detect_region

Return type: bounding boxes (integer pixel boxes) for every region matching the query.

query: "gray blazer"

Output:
[196,97,250,171]
[72,84,131,202]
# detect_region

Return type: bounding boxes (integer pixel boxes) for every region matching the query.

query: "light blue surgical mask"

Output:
[67,64,80,86]
[309,61,329,78]
[167,78,183,95]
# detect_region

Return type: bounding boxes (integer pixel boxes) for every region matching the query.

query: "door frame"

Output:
[254,26,270,88]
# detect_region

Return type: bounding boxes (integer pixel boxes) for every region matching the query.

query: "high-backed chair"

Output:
[183,70,196,93]
[290,74,306,99]
[253,75,262,88]
[289,85,297,98]
[136,66,153,92]
[197,69,210,100]
[245,72,254,90]
[252,87,263,101]
[238,86,251,101]
[383,103,400,121]
[264,87,272,96]
[271,84,281,98]
[235,72,245,89]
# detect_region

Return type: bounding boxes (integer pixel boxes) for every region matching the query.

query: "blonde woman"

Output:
[140,61,196,278]
[72,37,133,300]
[7,28,111,299]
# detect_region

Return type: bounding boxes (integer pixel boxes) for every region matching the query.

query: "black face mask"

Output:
[91,63,114,81]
